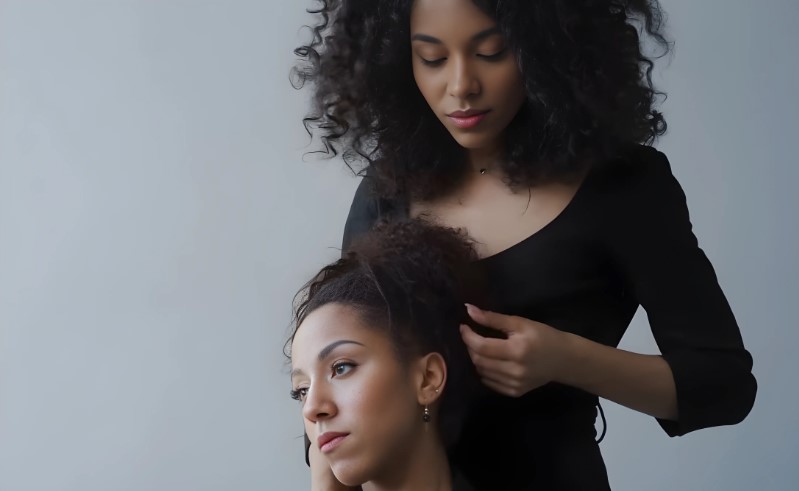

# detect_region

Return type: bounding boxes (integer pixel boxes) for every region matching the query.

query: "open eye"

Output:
[332,361,356,377]
[289,387,308,401]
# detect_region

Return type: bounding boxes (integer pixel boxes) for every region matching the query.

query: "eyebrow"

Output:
[411,27,502,45]
[318,339,364,360]
[290,339,365,378]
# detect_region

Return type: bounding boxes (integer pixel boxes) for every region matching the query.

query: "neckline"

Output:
[475,166,595,264]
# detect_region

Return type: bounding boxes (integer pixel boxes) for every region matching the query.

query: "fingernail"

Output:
[465,303,480,316]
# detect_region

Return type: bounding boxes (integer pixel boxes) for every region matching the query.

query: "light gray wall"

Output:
[0,1,795,490]
[604,1,799,489]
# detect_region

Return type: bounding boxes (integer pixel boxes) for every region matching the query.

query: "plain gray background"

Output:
[0,1,796,490]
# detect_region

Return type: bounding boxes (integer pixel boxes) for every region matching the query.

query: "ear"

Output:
[414,352,447,406]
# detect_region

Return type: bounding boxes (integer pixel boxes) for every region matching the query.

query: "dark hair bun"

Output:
[289,218,484,449]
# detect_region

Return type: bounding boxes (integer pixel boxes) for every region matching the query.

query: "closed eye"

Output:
[420,49,506,66]
[420,57,446,67]
[477,49,507,61]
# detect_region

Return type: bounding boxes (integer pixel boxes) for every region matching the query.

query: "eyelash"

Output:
[421,58,445,67]
[289,362,357,402]
[420,49,507,67]
[332,361,356,376]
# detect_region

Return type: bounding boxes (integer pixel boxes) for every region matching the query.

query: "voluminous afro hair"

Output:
[293,0,670,201]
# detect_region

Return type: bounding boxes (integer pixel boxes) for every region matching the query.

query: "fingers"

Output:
[465,341,528,396]
[465,304,519,334]
[480,376,526,398]
[467,347,518,375]
[478,369,543,398]
[460,324,513,360]
[469,352,526,394]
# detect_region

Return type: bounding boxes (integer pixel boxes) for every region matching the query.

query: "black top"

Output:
[341,145,757,490]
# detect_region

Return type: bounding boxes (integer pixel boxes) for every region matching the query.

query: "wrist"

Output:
[555,331,591,387]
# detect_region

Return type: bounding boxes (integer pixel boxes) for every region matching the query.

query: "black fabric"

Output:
[452,469,478,491]
[335,145,756,490]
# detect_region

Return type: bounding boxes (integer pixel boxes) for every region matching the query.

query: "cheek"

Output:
[492,62,524,96]
[354,369,418,429]
[413,68,441,104]
[353,380,400,418]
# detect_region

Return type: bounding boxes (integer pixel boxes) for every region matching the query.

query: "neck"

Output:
[361,431,452,491]
[466,144,504,176]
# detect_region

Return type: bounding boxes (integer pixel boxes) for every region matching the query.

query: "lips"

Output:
[446,109,490,129]
[318,432,349,454]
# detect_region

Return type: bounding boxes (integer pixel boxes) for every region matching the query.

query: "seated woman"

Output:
[286,220,483,491]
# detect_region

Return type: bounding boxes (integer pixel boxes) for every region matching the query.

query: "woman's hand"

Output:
[309,440,359,491]
[459,303,573,397]
[460,303,679,420]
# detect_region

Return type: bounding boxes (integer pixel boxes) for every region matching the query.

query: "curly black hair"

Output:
[292,0,670,201]
[286,219,483,449]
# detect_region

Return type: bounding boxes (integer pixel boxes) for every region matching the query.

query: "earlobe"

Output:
[416,352,447,406]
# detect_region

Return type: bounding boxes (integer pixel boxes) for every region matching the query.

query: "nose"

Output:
[448,55,481,100]
[302,383,336,423]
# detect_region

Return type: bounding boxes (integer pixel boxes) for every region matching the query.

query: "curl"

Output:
[292,0,671,199]
[286,219,483,448]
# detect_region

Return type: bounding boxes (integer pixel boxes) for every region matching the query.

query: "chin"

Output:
[451,133,496,150]
[331,461,371,488]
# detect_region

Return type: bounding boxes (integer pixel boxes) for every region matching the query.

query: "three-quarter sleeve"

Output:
[604,147,756,436]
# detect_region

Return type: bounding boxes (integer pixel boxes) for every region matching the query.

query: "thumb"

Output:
[465,304,519,335]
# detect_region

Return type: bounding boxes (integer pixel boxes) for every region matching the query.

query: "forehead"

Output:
[410,0,495,34]
[291,303,385,368]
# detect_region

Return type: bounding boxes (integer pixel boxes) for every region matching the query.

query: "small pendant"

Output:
[479,168,487,175]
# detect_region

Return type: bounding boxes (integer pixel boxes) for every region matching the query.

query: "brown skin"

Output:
[309,0,677,488]
[410,0,526,164]
[409,0,679,420]
[461,305,679,421]
[409,0,587,259]
[292,304,450,491]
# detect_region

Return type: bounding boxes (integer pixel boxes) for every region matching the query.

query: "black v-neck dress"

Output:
[339,145,756,490]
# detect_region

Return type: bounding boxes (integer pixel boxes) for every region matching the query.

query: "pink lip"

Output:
[447,109,490,129]
[318,432,349,454]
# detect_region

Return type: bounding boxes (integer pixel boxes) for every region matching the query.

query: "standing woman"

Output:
[293,0,757,489]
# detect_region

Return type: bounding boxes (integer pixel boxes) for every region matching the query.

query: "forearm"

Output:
[558,333,679,421]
